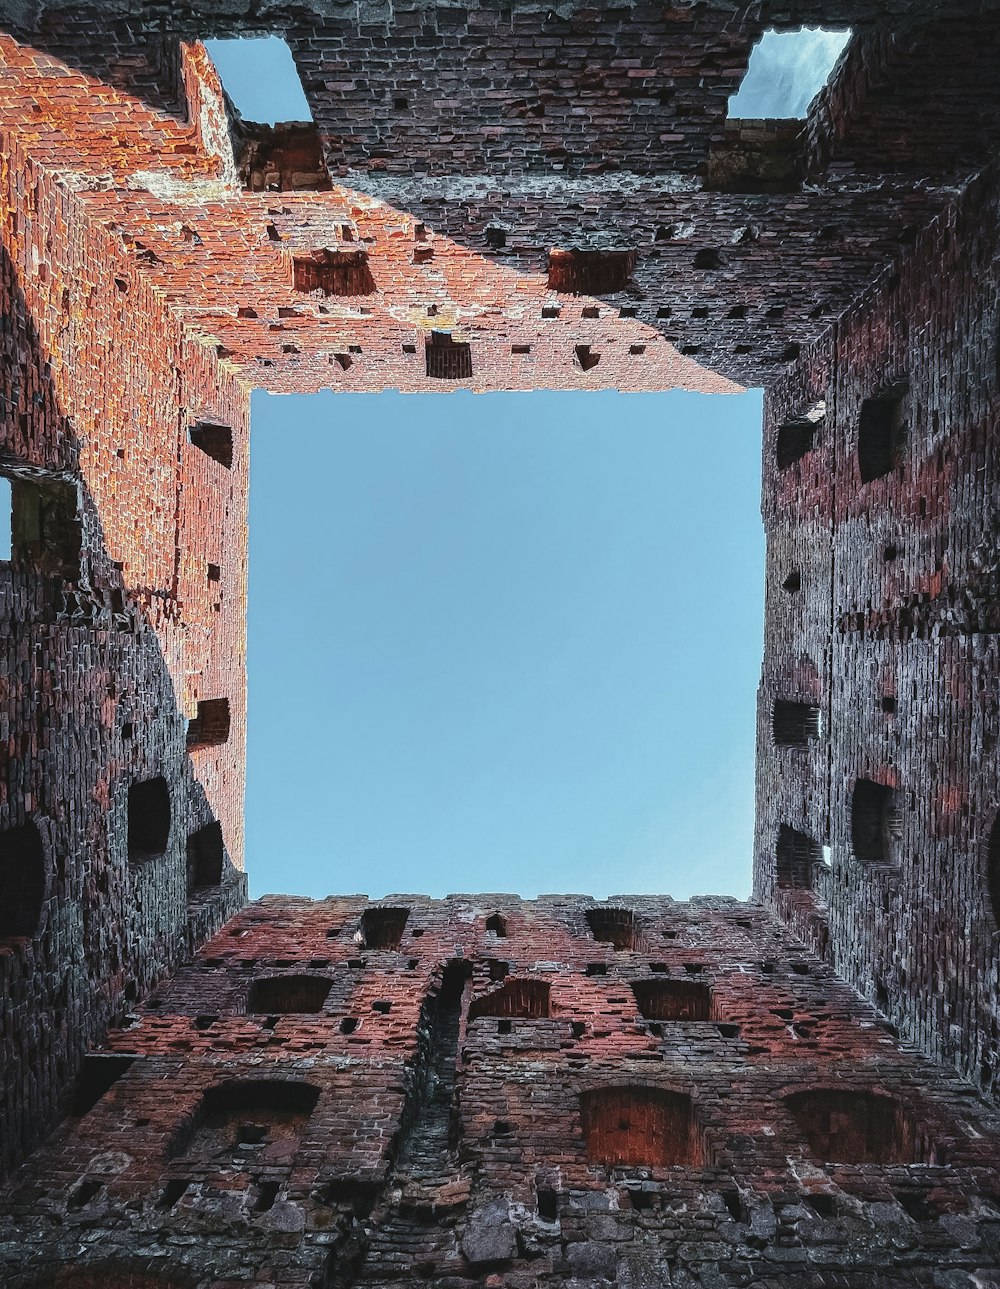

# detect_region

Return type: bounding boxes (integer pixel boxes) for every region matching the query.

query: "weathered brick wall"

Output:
[754,162,1000,1101]
[0,125,248,1172]
[2,895,999,1286]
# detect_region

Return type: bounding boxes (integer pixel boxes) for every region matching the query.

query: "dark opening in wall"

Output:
[189,422,233,469]
[248,975,332,1014]
[236,122,330,193]
[850,778,901,866]
[169,1079,320,1162]
[580,1086,703,1167]
[547,248,636,294]
[574,344,601,371]
[292,249,375,296]
[469,978,551,1020]
[586,906,641,950]
[361,905,410,949]
[631,979,712,1021]
[73,1054,137,1116]
[0,820,46,938]
[772,699,821,746]
[858,390,905,483]
[0,464,81,579]
[186,821,224,891]
[986,814,1000,927]
[425,332,473,380]
[187,698,231,750]
[785,1089,924,1164]
[485,913,508,937]
[127,777,171,863]
[776,402,825,469]
[776,824,822,889]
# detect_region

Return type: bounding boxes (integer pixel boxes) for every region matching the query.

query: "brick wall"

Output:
[2,895,998,1285]
[755,161,1000,1101]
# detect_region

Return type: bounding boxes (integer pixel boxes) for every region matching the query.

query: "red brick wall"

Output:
[2,895,998,1285]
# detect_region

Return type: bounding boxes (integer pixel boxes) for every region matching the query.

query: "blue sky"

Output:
[246,389,764,900]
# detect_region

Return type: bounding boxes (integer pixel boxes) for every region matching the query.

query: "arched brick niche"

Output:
[485,913,508,937]
[776,824,822,889]
[0,820,47,937]
[361,906,410,949]
[784,1089,927,1164]
[186,821,224,892]
[580,1086,704,1168]
[987,814,1000,928]
[247,975,332,1014]
[850,778,901,866]
[127,777,170,864]
[630,979,712,1021]
[468,978,550,1021]
[168,1080,319,1163]
[585,907,642,951]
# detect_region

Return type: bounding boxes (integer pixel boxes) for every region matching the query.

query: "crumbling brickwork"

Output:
[755,157,1000,1104]
[1,0,1000,1283]
[3,895,1000,1287]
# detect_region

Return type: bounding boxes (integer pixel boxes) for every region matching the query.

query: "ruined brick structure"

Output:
[1,0,1000,1284]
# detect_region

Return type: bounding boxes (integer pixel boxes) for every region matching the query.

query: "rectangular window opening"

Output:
[425,332,472,381]
[189,422,234,470]
[728,28,852,120]
[0,466,81,579]
[205,37,312,125]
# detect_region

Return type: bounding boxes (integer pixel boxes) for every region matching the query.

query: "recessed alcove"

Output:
[361,906,410,949]
[468,978,550,1020]
[785,1088,926,1164]
[186,698,231,750]
[248,975,332,1013]
[850,779,901,866]
[858,389,906,483]
[772,699,821,746]
[580,1086,704,1167]
[168,1079,320,1162]
[186,821,224,891]
[630,978,712,1021]
[127,777,171,864]
[0,821,46,938]
[776,824,822,889]
[586,907,641,951]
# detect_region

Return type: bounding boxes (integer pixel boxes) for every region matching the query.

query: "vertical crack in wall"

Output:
[325,961,471,1287]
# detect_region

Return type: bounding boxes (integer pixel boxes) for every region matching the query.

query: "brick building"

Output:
[1,1,1000,1284]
